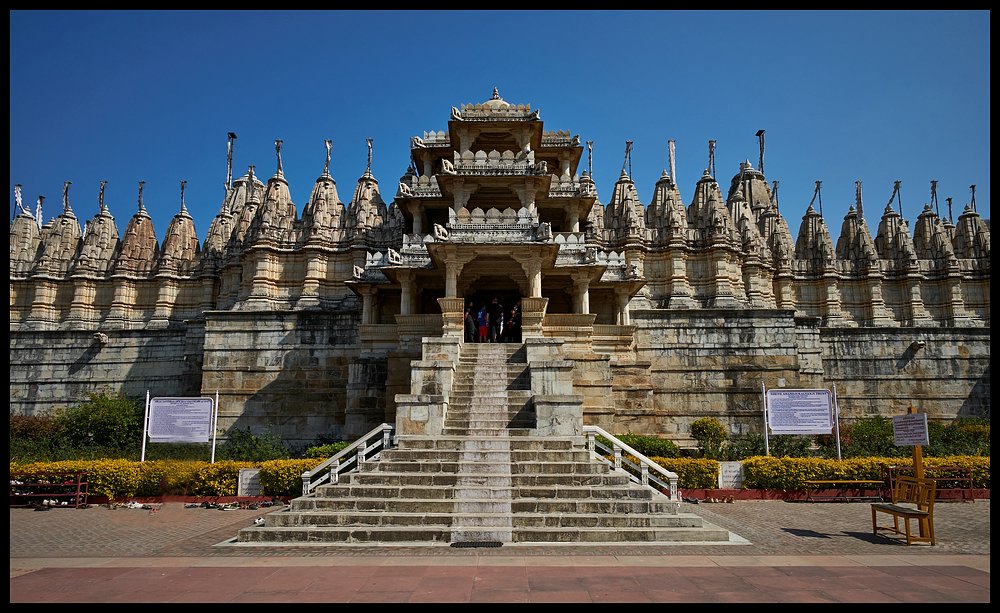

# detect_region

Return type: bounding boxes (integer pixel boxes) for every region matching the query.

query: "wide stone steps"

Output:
[233,342,734,547]
[288,496,678,515]
[345,472,632,487]
[366,461,611,474]
[397,436,576,451]
[256,510,699,529]
[238,522,729,544]
[379,449,592,462]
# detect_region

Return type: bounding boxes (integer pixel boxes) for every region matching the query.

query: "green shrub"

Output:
[604,434,681,458]
[51,389,143,455]
[690,417,728,459]
[303,441,351,459]
[649,457,719,489]
[216,427,290,462]
[721,432,766,460]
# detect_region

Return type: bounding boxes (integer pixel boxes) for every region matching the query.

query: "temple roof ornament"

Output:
[451,89,539,121]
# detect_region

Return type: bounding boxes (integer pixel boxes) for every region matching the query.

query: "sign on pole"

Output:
[892,412,929,447]
[765,389,833,435]
[148,397,215,443]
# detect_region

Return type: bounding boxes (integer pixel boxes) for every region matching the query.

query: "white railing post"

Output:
[587,430,596,453]
[668,475,679,501]
[301,472,311,497]
[613,445,622,470]
[382,424,393,450]
[641,463,649,486]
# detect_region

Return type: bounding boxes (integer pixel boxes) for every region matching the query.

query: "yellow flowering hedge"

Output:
[649,457,719,489]
[259,459,322,497]
[741,455,990,490]
[11,455,988,498]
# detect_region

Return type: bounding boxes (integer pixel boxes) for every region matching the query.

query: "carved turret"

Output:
[34,182,82,277]
[605,169,645,239]
[347,166,387,242]
[689,170,738,246]
[874,203,917,270]
[794,203,845,325]
[874,203,932,326]
[952,205,990,261]
[646,170,687,245]
[114,189,159,276]
[10,198,42,277]
[245,141,298,246]
[913,204,957,266]
[301,145,345,246]
[836,206,878,270]
[158,190,200,275]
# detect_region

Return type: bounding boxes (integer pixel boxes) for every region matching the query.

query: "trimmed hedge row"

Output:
[10,459,318,501]
[11,455,989,500]
[740,455,990,489]
[648,457,720,489]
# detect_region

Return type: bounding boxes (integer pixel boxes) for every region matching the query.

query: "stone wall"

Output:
[200,307,362,447]
[9,327,203,415]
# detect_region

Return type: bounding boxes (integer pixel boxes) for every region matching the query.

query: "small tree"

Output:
[52,388,143,454]
[690,417,728,459]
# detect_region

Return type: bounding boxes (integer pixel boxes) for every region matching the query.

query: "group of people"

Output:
[465,297,521,343]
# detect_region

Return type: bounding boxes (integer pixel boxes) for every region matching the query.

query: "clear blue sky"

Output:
[10,10,990,241]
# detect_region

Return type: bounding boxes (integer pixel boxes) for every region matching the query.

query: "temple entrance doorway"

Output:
[464,285,522,344]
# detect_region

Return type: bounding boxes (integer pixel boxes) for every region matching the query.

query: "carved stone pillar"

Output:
[572,273,590,314]
[437,297,467,338]
[361,286,376,325]
[398,270,415,315]
[148,278,178,328]
[412,203,424,235]
[615,288,631,325]
[567,206,581,233]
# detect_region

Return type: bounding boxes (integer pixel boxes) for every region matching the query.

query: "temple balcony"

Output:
[410,131,451,149]
[443,149,549,177]
[396,174,442,199]
[540,130,581,148]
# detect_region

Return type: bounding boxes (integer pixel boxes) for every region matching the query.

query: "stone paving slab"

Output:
[10,499,989,602]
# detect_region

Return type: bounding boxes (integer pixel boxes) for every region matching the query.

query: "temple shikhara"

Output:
[9,90,991,450]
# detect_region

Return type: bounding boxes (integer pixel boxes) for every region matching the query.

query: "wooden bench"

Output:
[871,475,936,545]
[886,465,975,502]
[803,480,885,502]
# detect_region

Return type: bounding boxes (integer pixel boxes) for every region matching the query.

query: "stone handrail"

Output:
[301,423,395,496]
[583,425,680,501]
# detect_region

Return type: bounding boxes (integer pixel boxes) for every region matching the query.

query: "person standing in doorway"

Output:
[477,303,489,343]
[487,296,504,343]
[464,301,476,343]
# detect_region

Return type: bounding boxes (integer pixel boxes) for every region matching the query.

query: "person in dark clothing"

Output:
[487,297,504,343]
[505,300,522,342]
[464,301,476,343]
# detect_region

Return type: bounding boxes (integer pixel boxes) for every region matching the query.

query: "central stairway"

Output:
[237,343,732,546]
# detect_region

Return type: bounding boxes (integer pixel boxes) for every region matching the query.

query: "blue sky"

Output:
[10,10,990,241]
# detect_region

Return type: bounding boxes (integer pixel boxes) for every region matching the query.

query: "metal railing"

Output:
[300,423,395,496]
[583,425,680,501]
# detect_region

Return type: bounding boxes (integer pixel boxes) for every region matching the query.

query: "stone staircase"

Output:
[237,342,732,546]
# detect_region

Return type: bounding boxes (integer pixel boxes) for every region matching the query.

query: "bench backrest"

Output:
[892,476,936,511]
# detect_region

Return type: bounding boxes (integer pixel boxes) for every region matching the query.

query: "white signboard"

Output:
[892,413,929,446]
[238,469,262,497]
[718,461,744,489]
[148,397,215,442]
[766,389,833,434]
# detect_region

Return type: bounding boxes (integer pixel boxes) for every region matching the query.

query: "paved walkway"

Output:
[10,499,989,602]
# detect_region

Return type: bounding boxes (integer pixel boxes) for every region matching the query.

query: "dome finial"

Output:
[492,86,501,100]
